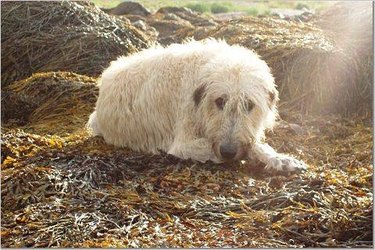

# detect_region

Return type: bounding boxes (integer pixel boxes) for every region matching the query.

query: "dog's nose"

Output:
[220,144,237,160]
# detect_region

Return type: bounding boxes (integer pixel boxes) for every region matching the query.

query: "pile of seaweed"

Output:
[103,2,372,117]
[1,72,372,248]
[1,1,153,87]
[1,72,98,133]
[172,15,372,117]
[315,1,373,116]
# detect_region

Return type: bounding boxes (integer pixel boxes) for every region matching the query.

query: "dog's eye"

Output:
[215,97,226,110]
[245,100,255,112]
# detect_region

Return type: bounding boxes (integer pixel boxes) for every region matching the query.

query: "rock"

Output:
[144,5,217,45]
[156,6,194,15]
[213,12,247,22]
[155,6,217,27]
[102,1,151,16]
[123,14,147,23]
[133,20,147,31]
[147,19,194,45]
[294,12,314,22]
[288,123,305,135]
[164,13,181,21]
[270,8,314,21]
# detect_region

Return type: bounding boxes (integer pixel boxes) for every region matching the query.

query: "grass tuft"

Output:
[210,3,230,14]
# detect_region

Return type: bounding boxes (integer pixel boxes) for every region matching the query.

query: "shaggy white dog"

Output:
[88,39,306,172]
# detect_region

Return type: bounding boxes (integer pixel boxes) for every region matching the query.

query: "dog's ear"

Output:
[193,83,206,107]
[268,89,278,108]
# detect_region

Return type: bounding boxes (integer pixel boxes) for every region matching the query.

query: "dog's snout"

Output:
[220,144,237,160]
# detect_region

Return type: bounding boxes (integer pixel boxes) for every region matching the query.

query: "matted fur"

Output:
[88,39,306,172]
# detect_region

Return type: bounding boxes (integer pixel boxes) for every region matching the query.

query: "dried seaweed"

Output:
[1,72,372,248]
[1,2,372,247]
[1,1,153,87]
[1,72,98,134]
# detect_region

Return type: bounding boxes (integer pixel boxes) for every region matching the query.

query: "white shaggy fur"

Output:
[87,39,306,172]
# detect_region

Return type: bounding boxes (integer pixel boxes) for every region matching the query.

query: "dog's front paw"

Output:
[167,144,211,163]
[265,154,307,173]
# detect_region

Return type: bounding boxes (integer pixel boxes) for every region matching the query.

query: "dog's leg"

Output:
[87,111,102,136]
[168,137,221,163]
[250,143,307,172]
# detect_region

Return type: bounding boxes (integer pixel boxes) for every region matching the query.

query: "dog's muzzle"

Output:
[219,143,237,160]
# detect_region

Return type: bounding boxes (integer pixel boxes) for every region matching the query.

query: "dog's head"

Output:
[192,48,278,162]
